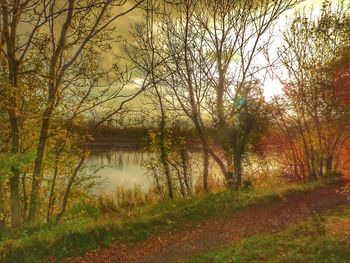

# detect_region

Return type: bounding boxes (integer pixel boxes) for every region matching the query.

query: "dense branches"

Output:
[273,0,350,180]
[0,0,145,226]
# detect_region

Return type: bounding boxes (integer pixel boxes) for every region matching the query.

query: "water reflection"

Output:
[87,147,152,195]
[87,145,223,196]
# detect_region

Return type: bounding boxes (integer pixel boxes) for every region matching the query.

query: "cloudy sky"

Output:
[102,0,326,115]
[113,0,325,45]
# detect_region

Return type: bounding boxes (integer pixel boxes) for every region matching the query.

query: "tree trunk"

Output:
[0,182,7,230]
[154,82,173,199]
[56,157,85,222]
[234,156,242,190]
[159,127,174,199]
[202,141,209,193]
[177,168,186,197]
[190,116,210,192]
[29,0,75,220]
[1,1,22,228]
[180,148,192,195]
[28,106,53,220]
[9,168,21,228]
[223,151,235,190]
[319,158,324,177]
[326,155,333,176]
[225,171,235,190]
[160,122,173,199]
[47,159,59,223]
[21,173,28,219]
[153,168,165,200]
[8,112,21,228]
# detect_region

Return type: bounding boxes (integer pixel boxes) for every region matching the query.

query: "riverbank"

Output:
[65,176,349,263]
[184,207,350,262]
[0,176,346,262]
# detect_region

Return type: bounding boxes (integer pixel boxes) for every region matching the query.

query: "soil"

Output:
[65,178,350,263]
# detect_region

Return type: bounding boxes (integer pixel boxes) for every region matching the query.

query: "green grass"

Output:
[0,177,340,263]
[183,209,350,263]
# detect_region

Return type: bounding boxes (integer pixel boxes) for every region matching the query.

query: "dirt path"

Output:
[66,179,349,263]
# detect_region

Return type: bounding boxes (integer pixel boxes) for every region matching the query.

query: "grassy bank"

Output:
[0,177,340,262]
[183,207,350,263]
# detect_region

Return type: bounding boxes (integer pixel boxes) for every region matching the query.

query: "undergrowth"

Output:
[0,176,340,263]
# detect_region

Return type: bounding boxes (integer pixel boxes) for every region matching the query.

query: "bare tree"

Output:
[26,0,145,220]
[134,0,297,190]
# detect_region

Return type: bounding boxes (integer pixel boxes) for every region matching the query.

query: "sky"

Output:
[105,0,326,109]
[261,0,325,99]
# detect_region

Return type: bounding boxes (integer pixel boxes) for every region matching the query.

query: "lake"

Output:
[86,143,222,196]
[86,144,152,195]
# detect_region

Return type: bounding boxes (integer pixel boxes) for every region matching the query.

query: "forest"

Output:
[0,0,349,262]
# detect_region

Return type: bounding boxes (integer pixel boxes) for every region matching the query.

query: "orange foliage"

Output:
[332,55,350,107]
[254,131,291,155]
[339,140,350,177]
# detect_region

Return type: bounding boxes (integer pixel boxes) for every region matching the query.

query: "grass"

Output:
[183,207,350,263]
[0,177,340,263]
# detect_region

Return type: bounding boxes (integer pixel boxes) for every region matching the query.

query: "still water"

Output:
[86,144,220,196]
[87,146,152,195]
